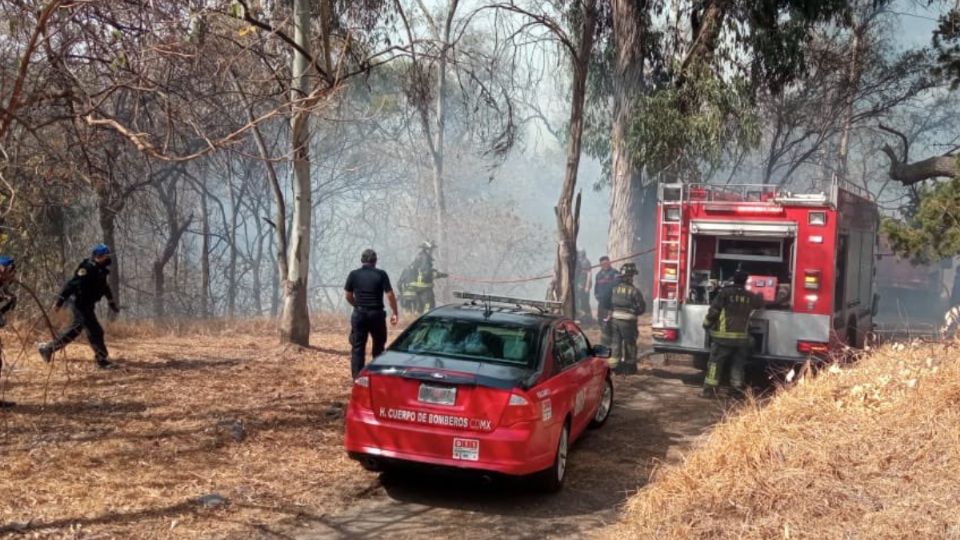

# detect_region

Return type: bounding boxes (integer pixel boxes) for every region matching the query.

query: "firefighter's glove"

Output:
[109,302,120,314]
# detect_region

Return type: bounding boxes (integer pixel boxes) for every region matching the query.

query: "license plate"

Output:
[418,383,456,405]
[453,438,479,461]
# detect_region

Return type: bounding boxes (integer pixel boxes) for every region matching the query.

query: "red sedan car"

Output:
[344,293,614,491]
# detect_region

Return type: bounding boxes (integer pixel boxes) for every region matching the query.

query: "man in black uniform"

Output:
[344,249,399,378]
[610,262,645,375]
[701,270,764,397]
[593,256,619,346]
[39,244,120,369]
[0,256,18,407]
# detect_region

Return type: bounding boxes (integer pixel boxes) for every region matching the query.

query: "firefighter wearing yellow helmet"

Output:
[398,241,448,314]
[609,262,645,375]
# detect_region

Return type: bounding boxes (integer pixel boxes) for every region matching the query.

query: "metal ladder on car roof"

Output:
[657,184,684,327]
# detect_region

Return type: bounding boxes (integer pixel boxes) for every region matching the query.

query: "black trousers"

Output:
[350,308,387,378]
[50,303,108,361]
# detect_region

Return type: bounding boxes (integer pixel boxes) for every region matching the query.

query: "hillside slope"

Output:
[605,343,960,539]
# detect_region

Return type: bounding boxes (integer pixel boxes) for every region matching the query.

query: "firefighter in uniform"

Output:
[593,255,619,346]
[610,263,645,375]
[0,256,18,407]
[39,244,120,369]
[701,270,764,397]
[344,249,399,378]
[400,241,447,314]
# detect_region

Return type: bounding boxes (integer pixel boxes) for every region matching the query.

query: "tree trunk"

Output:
[98,202,120,322]
[152,178,193,320]
[200,179,211,318]
[280,0,313,346]
[554,0,598,318]
[252,223,266,316]
[882,146,958,185]
[270,232,280,318]
[153,260,165,319]
[227,180,239,318]
[608,0,648,273]
[837,23,865,178]
[429,0,459,297]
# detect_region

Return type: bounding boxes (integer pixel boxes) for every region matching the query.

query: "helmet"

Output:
[733,270,749,285]
[361,248,378,264]
[620,262,638,276]
[419,240,435,251]
[0,256,14,269]
[92,243,111,257]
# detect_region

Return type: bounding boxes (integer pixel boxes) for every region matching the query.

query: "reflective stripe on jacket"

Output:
[702,285,764,344]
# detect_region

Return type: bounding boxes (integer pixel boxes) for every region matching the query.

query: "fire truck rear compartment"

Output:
[678,233,824,361]
[688,235,794,309]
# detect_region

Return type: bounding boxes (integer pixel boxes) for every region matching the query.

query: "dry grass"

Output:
[605,342,960,539]
[0,318,378,538]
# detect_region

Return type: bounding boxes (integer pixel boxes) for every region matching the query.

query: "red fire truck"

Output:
[650,181,879,365]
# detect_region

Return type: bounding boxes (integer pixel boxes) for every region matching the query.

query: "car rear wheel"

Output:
[535,423,569,492]
[589,377,613,428]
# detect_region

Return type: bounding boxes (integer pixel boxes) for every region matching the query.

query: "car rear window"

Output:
[392,318,540,367]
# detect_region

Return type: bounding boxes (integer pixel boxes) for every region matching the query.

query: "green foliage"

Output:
[629,72,761,181]
[883,173,960,262]
[583,0,854,187]
[933,8,960,89]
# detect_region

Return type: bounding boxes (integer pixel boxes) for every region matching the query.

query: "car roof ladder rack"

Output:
[452,291,563,314]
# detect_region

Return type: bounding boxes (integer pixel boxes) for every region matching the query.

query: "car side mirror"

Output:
[591,345,612,358]
[871,293,880,317]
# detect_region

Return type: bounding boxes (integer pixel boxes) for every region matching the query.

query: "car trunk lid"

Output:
[366,352,532,432]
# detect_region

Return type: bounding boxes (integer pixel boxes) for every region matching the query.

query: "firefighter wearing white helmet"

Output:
[609,262,645,375]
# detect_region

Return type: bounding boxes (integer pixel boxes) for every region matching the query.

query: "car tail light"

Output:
[351,374,372,409]
[797,340,829,354]
[653,328,678,341]
[500,391,539,427]
[803,269,821,291]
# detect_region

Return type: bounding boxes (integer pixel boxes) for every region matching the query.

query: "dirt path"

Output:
[0,324,734,538]
[267,358,729,540]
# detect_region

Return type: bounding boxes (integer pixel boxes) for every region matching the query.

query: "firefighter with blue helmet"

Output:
[0,255,17,407]
[39,244,120,369]
[701,270,764,397]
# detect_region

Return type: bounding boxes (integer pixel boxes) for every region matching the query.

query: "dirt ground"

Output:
[0,320,732,539]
